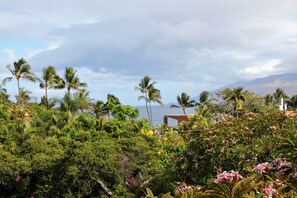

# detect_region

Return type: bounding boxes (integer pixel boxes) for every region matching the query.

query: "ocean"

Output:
[135,105,196,126]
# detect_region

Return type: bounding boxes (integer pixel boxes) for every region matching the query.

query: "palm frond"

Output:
[2,77,13,86]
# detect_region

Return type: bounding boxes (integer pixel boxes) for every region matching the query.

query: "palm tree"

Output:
[287,95,297,110]
[63,67,87,95]
[171,92,196,114]
[60,93,78,113]
[135,76,157,126]
[103,94,120,120]
[93,100,105,119]
[197,90,213,107]
[39,66,64,109]
[273,88,287,103]
[264,94,274,106]
[2,58,38,98]
[147,88,163,126]
[74,89,93,113]
[230,87,246,117]
[15,88,33,106]
[196,90,214,117]
[0,85,9,102]
[273,87,288,110]
[40,96,59,109]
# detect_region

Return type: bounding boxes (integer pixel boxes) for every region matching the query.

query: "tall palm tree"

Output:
[230,87,246,117]
[63,67,87,95]
[171,92,196,114]
[2,58,38,98]
[39,66,64,109]
[147,88,163,126]
[135,76,157,126]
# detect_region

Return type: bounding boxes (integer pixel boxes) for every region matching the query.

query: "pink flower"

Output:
[253,162,273,174]
[272,158,291,175]
[214,170,242,185]
[232,171,241,182]
[15,176,21,182]
[178,184,193,192]
[272,179,283,188]
[262,184,278,198]
[216,119,222,124]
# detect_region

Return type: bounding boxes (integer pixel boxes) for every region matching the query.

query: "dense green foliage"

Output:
[0,59,296,197]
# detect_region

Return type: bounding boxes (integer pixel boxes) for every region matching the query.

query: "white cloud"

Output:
[238,59,281,78]
[1,48,16,62]
[2,0,297,104]
[0,49,16,73]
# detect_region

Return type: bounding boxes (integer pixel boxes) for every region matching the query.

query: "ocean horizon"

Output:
[135,105,196,126]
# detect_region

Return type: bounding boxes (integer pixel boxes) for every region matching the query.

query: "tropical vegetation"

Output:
[0,58,296,197]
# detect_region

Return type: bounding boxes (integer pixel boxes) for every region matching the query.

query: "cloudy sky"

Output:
[1,0,297,105]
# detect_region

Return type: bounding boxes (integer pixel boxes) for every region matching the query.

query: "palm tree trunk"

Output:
[145,101,151,127]
[17,79,20,98]
[107,110,111,121]
[17,78,21,106]
[149,102,153,127]
[182,107,186,115]
[45,82,48,109]
[144,93,151,127]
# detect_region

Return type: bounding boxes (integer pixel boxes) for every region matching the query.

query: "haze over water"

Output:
[136,105,196,126]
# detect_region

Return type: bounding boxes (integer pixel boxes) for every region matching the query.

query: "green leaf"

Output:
[146,188,155,198]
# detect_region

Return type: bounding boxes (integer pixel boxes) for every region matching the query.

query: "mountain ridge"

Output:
[216,73,297,95]
[193,73,297,102]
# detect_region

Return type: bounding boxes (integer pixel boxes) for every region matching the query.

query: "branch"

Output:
[88,172,113,197]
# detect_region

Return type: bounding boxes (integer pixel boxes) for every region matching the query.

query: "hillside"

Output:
[213,73,297,96]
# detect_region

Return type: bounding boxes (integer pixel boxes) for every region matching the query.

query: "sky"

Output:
[1,0,297,105]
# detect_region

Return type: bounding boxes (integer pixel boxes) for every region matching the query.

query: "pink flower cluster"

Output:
[214,170,242,185]
[254,158,291,175]
[272,158,291,175]
[178,184,194,192]
[253,162,273,174]
[262,184,280,198]
[15,176,21,182]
